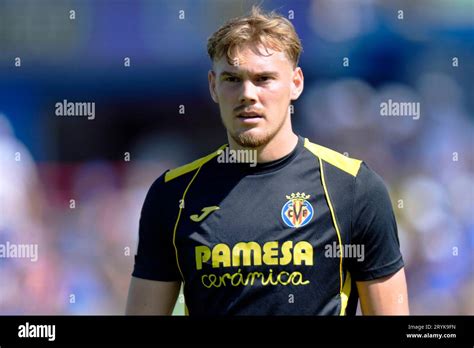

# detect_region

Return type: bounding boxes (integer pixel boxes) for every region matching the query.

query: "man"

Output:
[126,7,409,315]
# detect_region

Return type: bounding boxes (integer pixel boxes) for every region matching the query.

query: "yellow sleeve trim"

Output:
[340,271,352,316]
[304,138,362,177]
[165,144,228,182]
[319,156,344,298]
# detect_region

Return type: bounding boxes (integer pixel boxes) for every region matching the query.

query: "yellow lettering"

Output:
[209,274,221,287]
[201,270,310,288]
[201,274,211,288]
[232,242,261,266]
[212,244,231,268]
[249,272,264,286]
[220,273,231,286]
[195,245,211,270]
[198,240,314,269]
[277,271,291,285]
[262,241,279,265]
[230,269,243,286]
[290,271,310,285]
[261,269,274,285]
[293,241,313,265]
[280,241,293,265]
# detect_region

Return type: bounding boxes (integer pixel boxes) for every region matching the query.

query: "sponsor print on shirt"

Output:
[195,193,315,289]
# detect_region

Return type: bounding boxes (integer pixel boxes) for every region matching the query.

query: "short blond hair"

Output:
[207,6,303,69]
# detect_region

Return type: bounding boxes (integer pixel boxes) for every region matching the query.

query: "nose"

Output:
[239,80,258,105]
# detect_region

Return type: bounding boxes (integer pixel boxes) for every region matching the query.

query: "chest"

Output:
[175,171,341,271]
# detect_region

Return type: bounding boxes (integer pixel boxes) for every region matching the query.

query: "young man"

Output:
[126,7,409,315]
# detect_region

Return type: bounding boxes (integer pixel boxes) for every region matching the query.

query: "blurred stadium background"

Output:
[0,0,473,315]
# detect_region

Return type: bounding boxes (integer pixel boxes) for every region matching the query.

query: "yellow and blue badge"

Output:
[281,192,314,228]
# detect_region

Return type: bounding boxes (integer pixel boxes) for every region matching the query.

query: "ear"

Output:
[290,67,304,101]
[208,70,219,103]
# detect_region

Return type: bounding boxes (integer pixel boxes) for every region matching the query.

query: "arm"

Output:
[127,173,183,315]
[357,267,409,315]
[349,163,408,315]
[126,277,181,315]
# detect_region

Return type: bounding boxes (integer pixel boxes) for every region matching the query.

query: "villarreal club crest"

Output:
[281,192,314,228]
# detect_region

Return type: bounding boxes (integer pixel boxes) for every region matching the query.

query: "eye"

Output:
[257,76,272,82]
[224,76,240,82]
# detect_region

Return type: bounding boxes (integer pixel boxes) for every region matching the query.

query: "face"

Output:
[208,44,304,148]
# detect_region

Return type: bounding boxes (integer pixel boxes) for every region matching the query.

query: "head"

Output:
[207,6,304,148]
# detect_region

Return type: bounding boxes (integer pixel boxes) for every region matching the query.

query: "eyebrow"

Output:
[219,70,279,78]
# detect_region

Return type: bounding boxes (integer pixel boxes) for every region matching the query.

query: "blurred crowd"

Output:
[0,0,472,314]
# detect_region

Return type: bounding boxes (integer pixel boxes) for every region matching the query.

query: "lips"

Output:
[237,111,264,119]
[236,112,263,125]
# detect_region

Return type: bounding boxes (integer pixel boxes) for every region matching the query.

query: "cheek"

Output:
[216,87,235,113]
[265,83,291,106]
[217,88,236,110]
[218,83,236,97]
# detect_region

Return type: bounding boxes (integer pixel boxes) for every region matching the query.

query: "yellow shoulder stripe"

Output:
[164,144,227,182]
[304,138,362,177]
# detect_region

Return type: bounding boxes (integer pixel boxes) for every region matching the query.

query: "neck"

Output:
[228,127,299,164]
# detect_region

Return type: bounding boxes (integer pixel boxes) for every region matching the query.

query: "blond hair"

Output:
[207,6,303,68]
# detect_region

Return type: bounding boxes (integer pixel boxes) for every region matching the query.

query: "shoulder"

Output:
[142,143,227,212]
[302,137,392,207]
[163,143,227,183]
[302,138,362,177]
[147,142,226,198]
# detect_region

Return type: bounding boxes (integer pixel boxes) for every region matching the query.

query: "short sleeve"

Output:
[348,163,404,281]
[132,172,181,281]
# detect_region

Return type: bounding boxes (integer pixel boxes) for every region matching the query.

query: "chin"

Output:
[231,128,274,148]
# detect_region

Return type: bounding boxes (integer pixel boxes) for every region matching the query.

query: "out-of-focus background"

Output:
[0,0,473,315]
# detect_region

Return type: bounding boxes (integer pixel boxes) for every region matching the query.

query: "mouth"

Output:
[236,111,264,122]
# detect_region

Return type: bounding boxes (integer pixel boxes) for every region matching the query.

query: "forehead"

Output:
[213,44,292,74]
